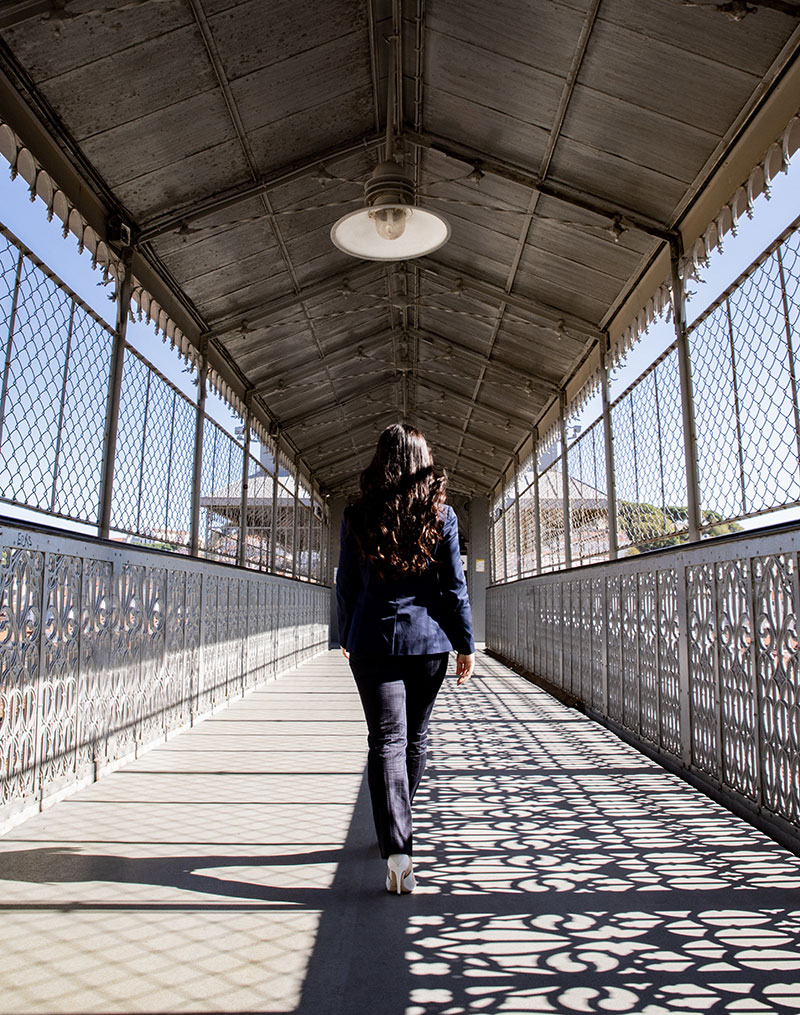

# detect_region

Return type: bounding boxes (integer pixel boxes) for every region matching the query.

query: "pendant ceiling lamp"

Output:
[331,40,449,260]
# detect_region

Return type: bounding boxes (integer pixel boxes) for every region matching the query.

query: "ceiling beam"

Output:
[415,371,534,430]
[414,326,558,394]
[254,328,396,389]
[0,0,50,29]
[137,132,384,243]
[416,405,517,456]
[417,260,602,339]
[210,263,380,336]
[280,375,397,429]
[405,128,679,242]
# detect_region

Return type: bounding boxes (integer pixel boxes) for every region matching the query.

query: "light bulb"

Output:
[369,206,409,241]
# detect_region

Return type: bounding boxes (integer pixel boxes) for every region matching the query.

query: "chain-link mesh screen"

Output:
[110,350,195,550]
[273,476,296,575]
[538,432,566,572]
[492,490,505,583]
[242,436,274,570]
[503,474,518,580]
[0,229,112,524]
[0,223,329,581]
[611,348,687,556]
[567,418,609,565]
[518,450,538,577]
[199,418,244,563]
[490,218,800,583]
[690,226,800,527]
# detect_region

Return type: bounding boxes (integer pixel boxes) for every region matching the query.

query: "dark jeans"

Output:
[349,653,449,858]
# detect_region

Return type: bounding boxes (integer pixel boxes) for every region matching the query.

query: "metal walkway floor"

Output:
[2,650,800,1015]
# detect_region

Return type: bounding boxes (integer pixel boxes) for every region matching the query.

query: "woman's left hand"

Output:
[456,652,475,686]
[341,646,349,660]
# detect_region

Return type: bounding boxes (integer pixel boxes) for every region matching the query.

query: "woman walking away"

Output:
[337,423,475,894]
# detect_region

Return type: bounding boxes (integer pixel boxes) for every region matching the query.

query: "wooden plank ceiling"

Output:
[1,0,799,495]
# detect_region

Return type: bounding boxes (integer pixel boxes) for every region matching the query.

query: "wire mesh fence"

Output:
[691,224,800,527]
[0,226,112,525]
[0,223,329,582]
[493,214,800,581]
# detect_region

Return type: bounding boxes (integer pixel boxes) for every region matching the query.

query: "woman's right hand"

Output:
[456,653,475,686]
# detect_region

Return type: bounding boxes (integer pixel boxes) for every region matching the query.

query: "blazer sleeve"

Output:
[336,509,362,649]
[436,507,475,655]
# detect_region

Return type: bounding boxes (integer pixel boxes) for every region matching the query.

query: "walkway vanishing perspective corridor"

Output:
[2,650,800,1015]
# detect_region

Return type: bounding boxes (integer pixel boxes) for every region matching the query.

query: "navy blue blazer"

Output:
[336,504,474,656]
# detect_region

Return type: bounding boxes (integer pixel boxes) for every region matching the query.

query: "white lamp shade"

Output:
[330,204,450,260]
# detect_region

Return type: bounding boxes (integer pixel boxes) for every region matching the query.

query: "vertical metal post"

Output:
[0,251,25,454]
[725,298,748,516]
[307,494,315,582]
[50,300,76,513]
[291,456,300,579]
[532,428,542,575]
[190,336,209,557]
[559,390,572,567]
[501,472,509,582]
[270,430,280,573]
[513,454,522,578]
[670,239,702,542]
[237,396,252,568]
[164,389,177,541]
[99,251,133,539]
[136,370,152,536]
[676,561,693,768]
[776,247,800,476]
[488,489,495,585]
[600,334,619,560]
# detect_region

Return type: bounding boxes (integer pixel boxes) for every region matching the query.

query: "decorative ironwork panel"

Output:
[113,564,147,759]
[580,578,592,701]
[639,571,659,744]
[184,571,201,708]
[716,559,758,801]
[590,576,605,711]
[551,582,563,688]
[621,572,640,734]
[137,567,167,745]
[77,558,113,776]
[606,574,622,722]
[198,573,218,715]
[656,569,681,757]
[753,553,800,824]
[164,570,188,733]
[687,563,719,778]
[37,553,81,793]
[0,548,43,808]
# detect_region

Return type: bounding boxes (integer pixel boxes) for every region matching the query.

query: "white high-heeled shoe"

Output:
[386,853,416,894]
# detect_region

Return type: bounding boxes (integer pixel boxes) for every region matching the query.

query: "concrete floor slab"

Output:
[2,651,800,1014]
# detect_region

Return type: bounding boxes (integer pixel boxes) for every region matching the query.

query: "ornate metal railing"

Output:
[0,517,330,832]
[487,521,800,852]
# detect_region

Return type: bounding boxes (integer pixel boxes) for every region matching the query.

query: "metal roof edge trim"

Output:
[607,50,800,376]
[0,121,323,502]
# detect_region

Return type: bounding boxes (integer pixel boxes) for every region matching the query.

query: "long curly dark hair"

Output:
[348,423,447,581]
